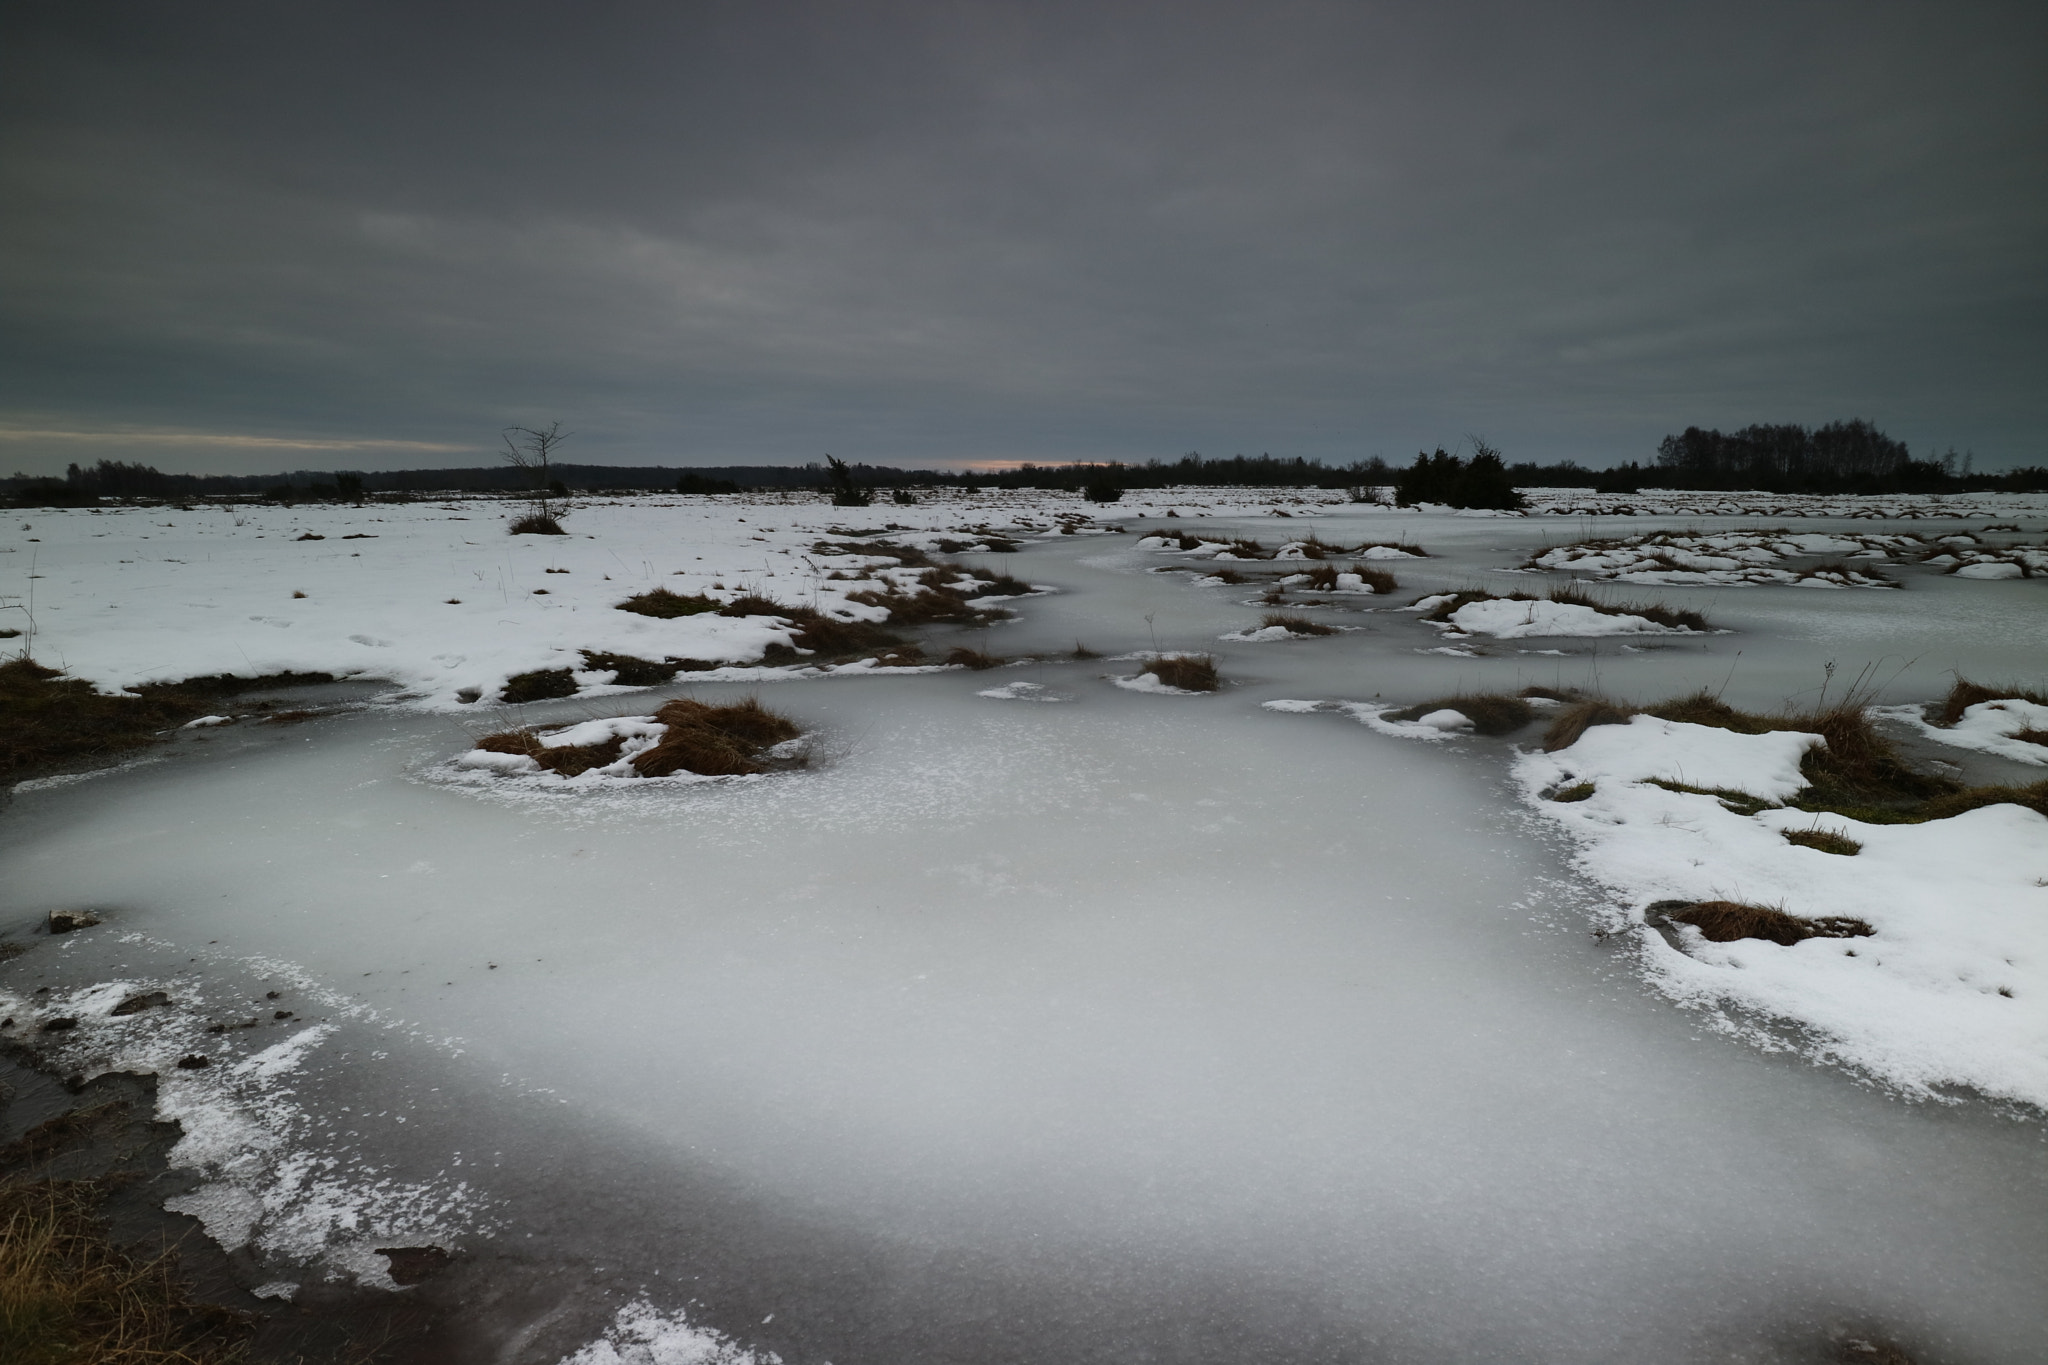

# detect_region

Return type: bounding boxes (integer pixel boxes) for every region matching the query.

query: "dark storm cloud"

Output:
[2,0,2043,474]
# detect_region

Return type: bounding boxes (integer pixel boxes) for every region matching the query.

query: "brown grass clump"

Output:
[1541,699,1636,751]
[632,697,801,777]
[1665,899,1873,946]
[811,539,936,567]
[509,513,565,535]
[944,647,1004,670]
[615,588,719,618]
[716,593,788,617]
[1784,827,1863,856]
[1915,780,2048,821]
[1299,565,1340,591]
[500,667,578,703]
[1350,564,1399,594]
[1205,567,1245,584]
[475,728,625,777]
[845,581,987,626]
[1259,612,1336,637]
[1357,540,1427,557]
[1934,677,2048,726]
[578,651,679,686]
[1142,655,1220,691]
[0,1177,252,1363]
[1387,693,1536,736]
[1520,685,1576,703]
[1550,781,1596,802]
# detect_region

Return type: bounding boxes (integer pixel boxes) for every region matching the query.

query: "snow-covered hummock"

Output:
[1528,530,1914,587]
[1261,699,1471,741]
[1879,699,2048,766]
[1518,489,2048,520]
[1439,597,1694,639]
[1516,715,2048,1107]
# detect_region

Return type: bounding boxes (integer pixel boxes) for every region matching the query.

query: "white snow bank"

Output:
[1550,715,1821,800]
[0,492,1091,710]
[1517,720,2048,1107]
[1443,598,1693,639]
[1879,699,2048,766]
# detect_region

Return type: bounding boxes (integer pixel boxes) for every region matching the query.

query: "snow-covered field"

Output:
[6,488,2048,1364]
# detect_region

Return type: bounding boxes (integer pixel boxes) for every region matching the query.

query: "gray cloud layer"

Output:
[4,0,2043,474]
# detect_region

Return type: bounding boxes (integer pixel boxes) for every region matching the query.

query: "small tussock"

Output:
[1547,684,2045,824]
[1205,567,1246,584]
[1388,693,1536,736]
[1259,613,1336,637]
[615,588,719,618]
[1934,677,2048,727]
[509,513,565,535]
[1541,699,1636,751]
[1550,781,1596,802]
[845,582,998,627]
[1645,778,1776,817]
[1784,827,1863,856]
[1071,643,1102,659]
[1299,565,1340,591]
[1143,655,1220,692]
[811,539,937,568]
[945,647,1004,670]
[578,651,680,686]
[1350,564,1399,594]
[1661,899,1874,947]
[0,1176,253,1363]
[475,728,624,777]
[500,667,577,703]
[634,697,801,777]
[1520,685,1576,703]
[1356,540,1428,557]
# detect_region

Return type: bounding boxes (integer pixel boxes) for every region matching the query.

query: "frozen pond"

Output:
[5,506,2047,1363]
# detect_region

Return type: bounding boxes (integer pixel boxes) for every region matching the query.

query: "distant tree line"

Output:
[7,422,2044,506]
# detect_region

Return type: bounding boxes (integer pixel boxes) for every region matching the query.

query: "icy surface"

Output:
[7,496,2048,1363]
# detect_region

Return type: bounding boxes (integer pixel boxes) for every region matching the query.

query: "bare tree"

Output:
[503,421,570,533]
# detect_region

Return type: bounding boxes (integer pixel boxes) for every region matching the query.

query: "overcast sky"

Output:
[3,0,2043,476]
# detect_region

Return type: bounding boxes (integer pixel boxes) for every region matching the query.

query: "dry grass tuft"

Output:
[1664,899,1873,946]
[1205,568,1245,584]
[1934,677,2048,726]
[632,696,801,777]
[1550,781,1596,802]
[615,588,719,618]
[1784,827,1863,856]
[578,651,678,686]
[1259,612,1336,637]
[1350,564,1399,594]
[1298,565,1340,591]
[0,1177,253,1364]
[944,647,1004,670]
[1387,693,1536,735]
[500,668,577,704]
[1541,699,1636,751]
[475,728,624,777]
[1141,655,1220,691]
[508,513,565,535]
